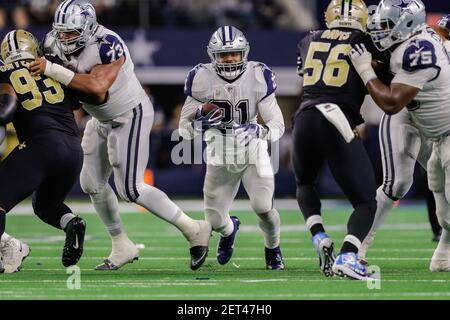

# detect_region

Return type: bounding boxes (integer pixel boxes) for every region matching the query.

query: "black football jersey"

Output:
[297,28,373,125]
[0,56,80,142]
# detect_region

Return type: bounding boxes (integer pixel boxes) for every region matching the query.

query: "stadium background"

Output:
[0,0,449,199]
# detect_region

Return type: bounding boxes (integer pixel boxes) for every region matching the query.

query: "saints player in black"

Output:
[0,29,86,272]
[293,0,376,280]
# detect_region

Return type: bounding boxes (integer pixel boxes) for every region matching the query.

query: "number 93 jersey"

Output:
[0,55,80,142]
[390,25,450,139]
[44,25,149,121]
[297,28,373,126]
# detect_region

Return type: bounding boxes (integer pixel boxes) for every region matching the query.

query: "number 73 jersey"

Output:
[0,56,80,142]
[297,28,372,126]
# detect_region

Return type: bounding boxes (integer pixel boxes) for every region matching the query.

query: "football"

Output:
[201,103,221,116]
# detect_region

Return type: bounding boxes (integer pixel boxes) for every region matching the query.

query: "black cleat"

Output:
[190,246,209,271]
[62,216,86,267]
[0,257,4,273]
[265,246,285,270]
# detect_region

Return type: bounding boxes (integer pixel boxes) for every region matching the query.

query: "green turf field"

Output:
[1,201,450,300]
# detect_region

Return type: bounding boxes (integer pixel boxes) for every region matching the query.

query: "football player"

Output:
[294,0,376,280]
[29,0,212,271]
[359,11,450,262]
[178,26,286,269]
[349,0,450,271]
[434,14,450,51]
[0,29,86,272]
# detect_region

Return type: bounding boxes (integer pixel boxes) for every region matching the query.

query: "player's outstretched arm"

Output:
[348,43,419,115]
[258,93,285,142]
[0,83,18,126]
[29,56,125,103]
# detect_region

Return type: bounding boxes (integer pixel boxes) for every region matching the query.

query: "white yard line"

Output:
[23,256,433,261]
[8,199,426,215]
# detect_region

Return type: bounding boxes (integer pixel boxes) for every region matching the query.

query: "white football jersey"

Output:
[180,62,284,169]
[390,25,450,139]
[44,25,149,121]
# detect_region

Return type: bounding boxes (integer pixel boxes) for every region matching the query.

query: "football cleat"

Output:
[332,252,370,280]
[95,236,139,271]
[429,250,450,272]
[0,235,30,273]
[265,246,285,270]
[311,232,335,277]
[187,220,212,271]
[217,216,240,265]
[62,216,86,267]
[0,256,4,273]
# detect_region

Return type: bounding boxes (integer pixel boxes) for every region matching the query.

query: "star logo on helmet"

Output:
[80,8,92,18]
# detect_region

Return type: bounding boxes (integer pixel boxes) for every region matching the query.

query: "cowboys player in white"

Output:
[29,0,212,271]
[179,26,285,269]
[359,11,450,263]
[349,0,450,271]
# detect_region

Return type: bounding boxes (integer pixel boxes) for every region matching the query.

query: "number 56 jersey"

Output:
[44,25,150,121]
[297,28,373,126]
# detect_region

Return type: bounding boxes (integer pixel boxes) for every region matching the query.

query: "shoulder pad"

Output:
[184,64,206,97]
[96,34,125,64]
[254,62,277,100]
[402,40,437,72]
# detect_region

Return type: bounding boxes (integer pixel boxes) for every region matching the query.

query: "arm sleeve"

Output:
[258,93,285,142]
[392,67,439,89]
[179,96,203,140]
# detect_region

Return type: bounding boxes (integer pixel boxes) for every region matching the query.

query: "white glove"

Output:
[234,123,268,146]
[348,43,377,86]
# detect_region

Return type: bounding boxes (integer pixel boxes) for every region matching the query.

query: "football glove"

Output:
[234,123,268,146]
[193,107,223,132]
[348,43,377,86]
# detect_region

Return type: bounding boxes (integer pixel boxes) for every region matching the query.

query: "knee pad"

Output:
[383,174,413,199]
[80,165,104,195]
[251,198,273,215]
[107,133,120,167]
[428,155,445,193]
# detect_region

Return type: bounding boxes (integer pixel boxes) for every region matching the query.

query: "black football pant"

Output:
[292,108,377,242]
[0,131,82,238]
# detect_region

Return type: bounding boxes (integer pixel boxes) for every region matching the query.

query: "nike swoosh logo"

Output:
[73,235,79,250]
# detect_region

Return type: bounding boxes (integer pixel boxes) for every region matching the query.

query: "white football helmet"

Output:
[52,0,98,54]
[207,26,250,80]
[369,0,426,51]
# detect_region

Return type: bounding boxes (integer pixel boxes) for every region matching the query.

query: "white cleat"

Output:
[0,235,31,273]
[95,236,139,271]
[430,250,450,272]
[184,220,212,270]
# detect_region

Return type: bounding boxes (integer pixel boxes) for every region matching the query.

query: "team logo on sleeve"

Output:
[97,34,125,64]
